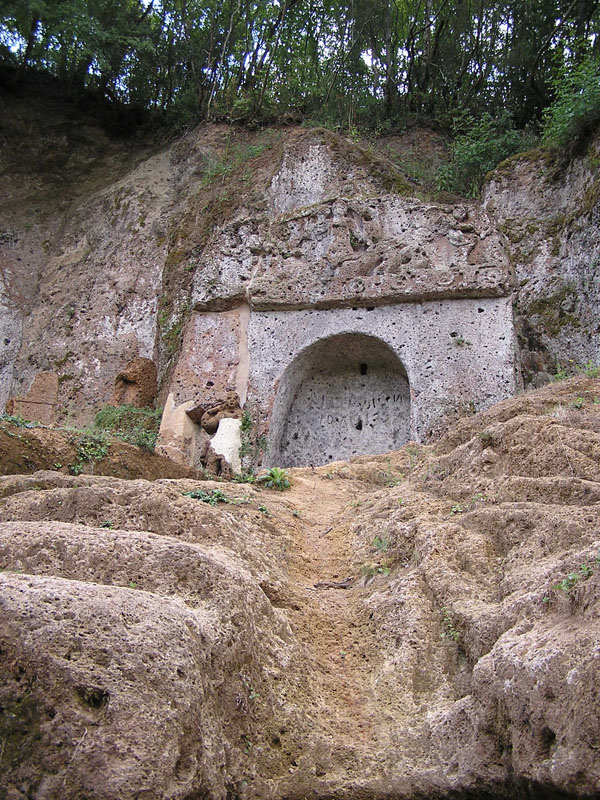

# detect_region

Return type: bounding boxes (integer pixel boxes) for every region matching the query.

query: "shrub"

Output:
[543,54,600,154]
[257,467,291,491]
[441,606,460,643]
[436,111,535,197]
[94,404,162,451]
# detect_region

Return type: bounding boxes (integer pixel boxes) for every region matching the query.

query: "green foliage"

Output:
[240,410,253,433]
[201,141,269,186]
[182,488,231,505]
[257,466,291,491]
[441,606,460,643]
[479,430,495,448]
[68,431,109,475]
[554,562,596,593]
[544,557,599,603]
[360,562,390,578]
[553,360,600,380]
[436,112,535,197]
[543,54,600,153]
[238,409,268,472]
[93,404,162,451]
[372,534,390,554]
[0,414,38,429]
[3,0,599,138]
[580,362,600,379]
[232,470,257,484]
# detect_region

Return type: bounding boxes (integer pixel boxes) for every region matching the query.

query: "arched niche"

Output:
[267,333,411,467]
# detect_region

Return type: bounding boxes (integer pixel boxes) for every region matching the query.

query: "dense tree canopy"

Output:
[1,0,599,130]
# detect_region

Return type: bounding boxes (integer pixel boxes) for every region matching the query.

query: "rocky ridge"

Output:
[1,376,599,799]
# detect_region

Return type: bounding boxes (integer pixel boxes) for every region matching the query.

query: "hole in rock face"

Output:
[268,333,410,467]
[76,686,110,710]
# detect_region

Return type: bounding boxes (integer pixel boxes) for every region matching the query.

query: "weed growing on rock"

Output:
[479,430,495,448]
[257,467,290,491]
[361,563,391,579]
[441,607,460,643]
[201,140,270,187]
[240,675,260,703]
[183,488,230,505]
[553,360,600,380]
[453,335,471,347]
[0,414,39,429]
[239,409,268,472]
[405,445,421,469]
[233,471,257,484]
[94,404,162,451]
[68,432,109,475]
[554,563,595,593]
[544,556,600,603]
[372,534,390,553]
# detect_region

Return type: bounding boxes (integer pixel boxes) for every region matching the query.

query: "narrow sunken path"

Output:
[267,467,391,783]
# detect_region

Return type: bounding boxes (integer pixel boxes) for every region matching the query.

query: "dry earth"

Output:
[0,422,198,481]
[1,377,599,799]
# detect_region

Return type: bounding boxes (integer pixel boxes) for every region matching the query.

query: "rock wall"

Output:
[159,294,517,469]
[155,132,517,469]
[2,89,599,469]
[250,298,516,466]
[483,141,600,383]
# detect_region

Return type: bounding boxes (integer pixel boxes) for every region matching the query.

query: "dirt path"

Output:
[270,470,388,777]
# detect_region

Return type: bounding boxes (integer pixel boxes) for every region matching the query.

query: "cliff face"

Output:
[484,143,600,382]
[0,87,170,419]
[2,89,598,443]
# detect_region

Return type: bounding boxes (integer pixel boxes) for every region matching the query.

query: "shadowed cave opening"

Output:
[267,333,411,468]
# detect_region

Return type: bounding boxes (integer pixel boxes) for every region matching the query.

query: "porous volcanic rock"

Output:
[484,142,600,382]
[1,378,599,799]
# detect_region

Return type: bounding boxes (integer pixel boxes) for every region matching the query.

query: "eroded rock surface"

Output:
[1,377,599,799]
[484,143,600,382]
[1,95,513,441]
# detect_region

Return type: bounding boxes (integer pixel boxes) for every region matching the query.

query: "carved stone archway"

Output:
[267,333,410,467]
